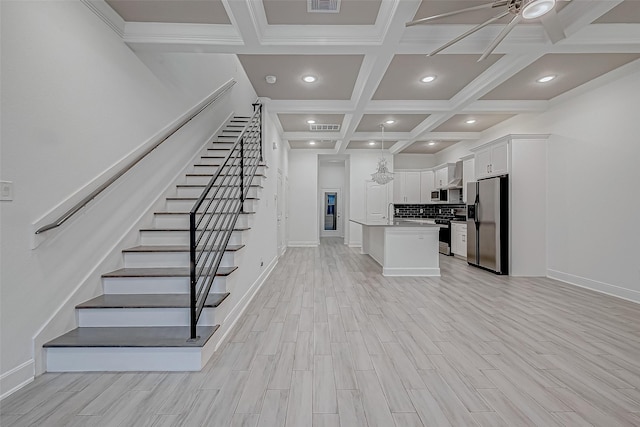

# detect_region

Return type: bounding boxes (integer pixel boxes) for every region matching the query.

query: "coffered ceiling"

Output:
[92,0,640,155]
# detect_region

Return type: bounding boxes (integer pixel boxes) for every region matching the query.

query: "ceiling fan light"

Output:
[522,0,556,20]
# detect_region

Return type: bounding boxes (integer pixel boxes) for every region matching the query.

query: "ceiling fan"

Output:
[406,0,568,61]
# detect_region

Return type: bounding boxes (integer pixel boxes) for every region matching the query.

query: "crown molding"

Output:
[81,0,125,38]
[123,22,242,45]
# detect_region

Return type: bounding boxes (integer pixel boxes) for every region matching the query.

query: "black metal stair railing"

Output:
[189,104,263,340]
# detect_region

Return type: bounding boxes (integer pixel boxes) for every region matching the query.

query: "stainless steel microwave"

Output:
[431,189,448,202]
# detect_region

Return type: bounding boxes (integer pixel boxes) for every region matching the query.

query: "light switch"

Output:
[0,181,13,201]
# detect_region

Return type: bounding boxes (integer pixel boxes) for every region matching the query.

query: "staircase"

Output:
[43,113,266,371]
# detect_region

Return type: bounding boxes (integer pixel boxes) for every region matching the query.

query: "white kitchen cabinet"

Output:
[434,163,455,188]
[420,170,435,203]
[451,223,467,258]
[393,171,421,204]
[462,157,474,203]
[475,140,508,179]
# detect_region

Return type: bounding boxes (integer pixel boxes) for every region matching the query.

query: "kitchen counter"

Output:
[350,219,440,277]
[349,218,439,227]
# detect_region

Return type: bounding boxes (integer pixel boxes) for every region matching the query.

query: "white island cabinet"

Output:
[350,219,440,276]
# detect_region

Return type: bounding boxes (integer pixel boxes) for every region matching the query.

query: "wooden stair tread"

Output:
[154,211,256,215]
[77,293,230,309]
[139,227,250,232]
[177,183,262,188]
[43,326,219,348]
[102,266,238,278]
[123,244,244,253]
[166,196,258,201]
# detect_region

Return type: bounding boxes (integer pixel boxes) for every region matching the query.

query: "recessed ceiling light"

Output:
[466,119,477,124]
[265,75,276,84]
[428,141,436,146]
[369,141,376,146]
[522,0,556,20]
[307,119,316,124]
[302,75,316,83]
[421,75,436,83]
[385,120,395,125]
[537,74,556,83]
[309,141,316,145]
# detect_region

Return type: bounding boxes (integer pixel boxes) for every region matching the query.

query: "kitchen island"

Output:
[350,219,440,277]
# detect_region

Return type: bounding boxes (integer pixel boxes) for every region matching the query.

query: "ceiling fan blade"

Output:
[478,14,521,62]
[428,11,511,56]
[540,9,566,44]
[406,1,506,27]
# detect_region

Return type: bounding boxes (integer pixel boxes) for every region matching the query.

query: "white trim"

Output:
[287,241,320,247]
[0,360,34,401]
[80,0,125,38]
[348,243,362,248]
[382,267,441,277]
[548,270,640,305]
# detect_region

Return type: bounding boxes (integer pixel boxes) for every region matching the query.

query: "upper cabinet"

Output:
[474,139,508,179]
[434,163,455,188]
[393,171,421,204]
[420,170,435,203]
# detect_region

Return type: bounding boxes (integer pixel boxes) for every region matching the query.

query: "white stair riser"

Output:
[46,347,204,372]
[185,170,266,184]
[123,250,237,269]
[153,213,250,229]
[102,275,230,294]
[175,186,260,198]
[190,165,266,175]
[165,198,257,212]
[78,307,218,327]
[140,229,244,246]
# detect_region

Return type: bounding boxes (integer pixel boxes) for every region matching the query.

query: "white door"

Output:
[320,188,343,237]
[365,181,388,222]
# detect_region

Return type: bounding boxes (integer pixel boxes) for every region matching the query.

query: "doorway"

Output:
[320,188,343,237]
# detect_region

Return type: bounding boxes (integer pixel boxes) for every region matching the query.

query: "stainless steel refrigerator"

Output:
[466,176,508,274]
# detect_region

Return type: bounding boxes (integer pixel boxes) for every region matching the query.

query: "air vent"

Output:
[310,124,340,131]
[308,0,340,13]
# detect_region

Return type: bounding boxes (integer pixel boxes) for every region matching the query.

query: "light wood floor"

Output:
[3,237,640,426]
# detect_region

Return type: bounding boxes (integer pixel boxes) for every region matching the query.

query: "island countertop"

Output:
[349,218,440,228]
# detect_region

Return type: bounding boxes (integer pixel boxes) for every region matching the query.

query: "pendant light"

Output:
[370,124,394,185]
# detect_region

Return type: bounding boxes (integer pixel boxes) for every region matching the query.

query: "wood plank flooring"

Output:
[2,237,640,426]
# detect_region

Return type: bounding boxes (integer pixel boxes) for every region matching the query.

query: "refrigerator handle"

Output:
[474,201,480,226]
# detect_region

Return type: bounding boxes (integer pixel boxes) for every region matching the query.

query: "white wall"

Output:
[347,151,394,247]
[137,52,256,116]
[288,151,319,246]
[0,0,260,398]
[394,153,436,170]
[434,62,640,302]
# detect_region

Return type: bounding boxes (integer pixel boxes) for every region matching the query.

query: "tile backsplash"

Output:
[394,204,466,219]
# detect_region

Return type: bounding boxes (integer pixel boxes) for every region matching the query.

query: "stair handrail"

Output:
[35,79,238,235]
[189,103,263,340]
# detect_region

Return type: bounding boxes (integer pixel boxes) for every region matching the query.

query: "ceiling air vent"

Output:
[310,124,340,131]
[308,0,340,13]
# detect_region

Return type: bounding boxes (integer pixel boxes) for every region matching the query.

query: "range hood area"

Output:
[442,161,463,189]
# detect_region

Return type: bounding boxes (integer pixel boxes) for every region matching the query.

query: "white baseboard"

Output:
[287,241,319,247]
[548,269,640,304]
[348,243,362,248]
[383,267,441,277]
[0,360,34,401]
